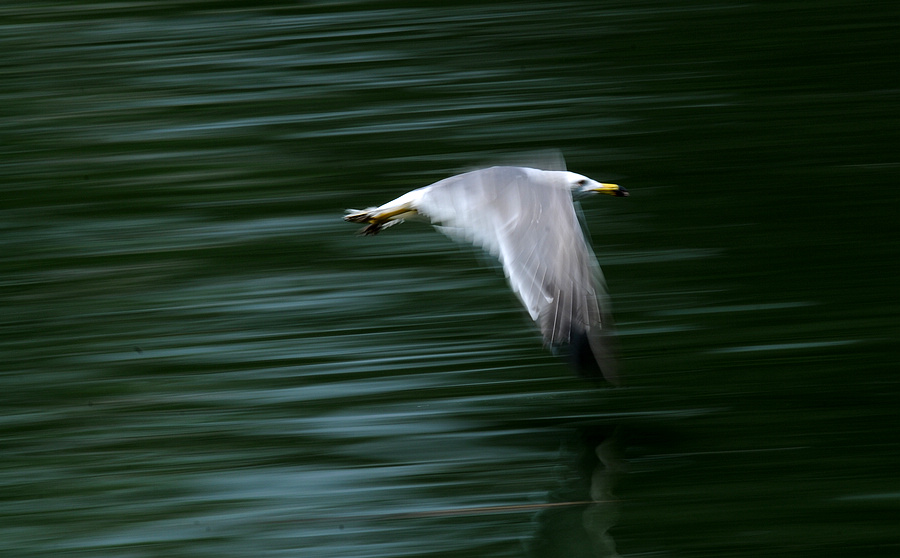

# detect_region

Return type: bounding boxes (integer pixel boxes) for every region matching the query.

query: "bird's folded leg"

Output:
[357,218,402,236]
[344,205,413,235]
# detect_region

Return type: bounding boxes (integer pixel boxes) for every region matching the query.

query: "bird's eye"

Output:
[577,179,588,187]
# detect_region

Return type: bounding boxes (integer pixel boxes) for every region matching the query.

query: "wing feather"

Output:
[415,166,608,347]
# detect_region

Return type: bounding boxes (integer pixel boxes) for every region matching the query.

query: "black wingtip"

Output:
[569,331,621,386]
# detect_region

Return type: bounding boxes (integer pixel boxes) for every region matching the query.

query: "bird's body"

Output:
[345,166,627,383]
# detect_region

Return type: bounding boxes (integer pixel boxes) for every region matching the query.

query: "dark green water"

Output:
[3,2,897,556]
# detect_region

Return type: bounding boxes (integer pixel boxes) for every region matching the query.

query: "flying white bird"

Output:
[345,165,627,384]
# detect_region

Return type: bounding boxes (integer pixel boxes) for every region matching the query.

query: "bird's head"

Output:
[567,172,628,199]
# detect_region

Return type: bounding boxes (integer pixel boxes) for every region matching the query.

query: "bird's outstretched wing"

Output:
[415,167,612,351]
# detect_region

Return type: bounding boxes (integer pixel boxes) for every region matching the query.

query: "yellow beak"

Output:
[593,183,629,197]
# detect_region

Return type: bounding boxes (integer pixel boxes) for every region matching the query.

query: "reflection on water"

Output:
[3,1,898,557]
[527,428,623,557]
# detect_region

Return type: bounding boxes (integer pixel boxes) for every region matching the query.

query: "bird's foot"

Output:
[344,208,405,236]
[344,208,375,223]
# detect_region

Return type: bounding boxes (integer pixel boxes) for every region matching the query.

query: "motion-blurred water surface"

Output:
[3,2,897,556]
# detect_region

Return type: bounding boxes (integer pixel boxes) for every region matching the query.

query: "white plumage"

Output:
[345,166,627,383]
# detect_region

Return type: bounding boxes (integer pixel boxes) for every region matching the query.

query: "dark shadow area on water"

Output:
[524,423,624,558]
[486,393,681,557]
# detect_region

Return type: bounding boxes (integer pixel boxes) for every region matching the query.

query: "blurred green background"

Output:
[2,2,897,556]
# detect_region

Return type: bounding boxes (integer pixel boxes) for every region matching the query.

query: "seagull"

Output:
[344,165,627,384]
